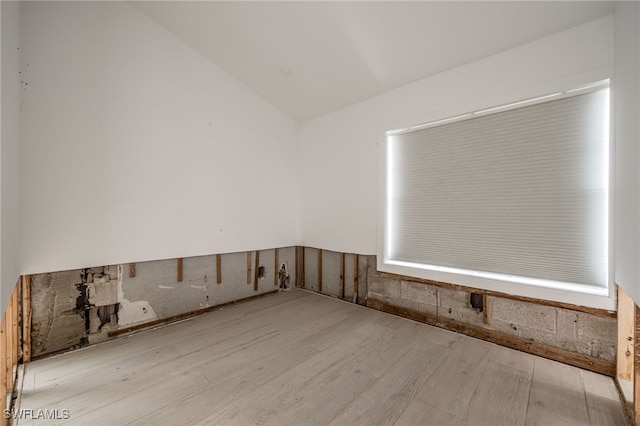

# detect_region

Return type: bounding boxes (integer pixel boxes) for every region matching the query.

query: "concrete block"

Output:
[400,280,437,306]
[368,293,399,307]
[438,287,484,326]
[518,325,591,356]
[107,265,119,281]
[416,301,438,317]
[303,247,320,291]
[590,341,616,363]
[393,297,421,313]
[491,298,557,333]
[357,255,370,304]
[87,279,118,307]
[556,310,578,340]
[367,276,400,300]
[576,313,617,344]
[489,318,520,337]
[321,250,342,297]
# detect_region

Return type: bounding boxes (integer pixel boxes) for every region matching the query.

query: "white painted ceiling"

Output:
[132,1,615,122]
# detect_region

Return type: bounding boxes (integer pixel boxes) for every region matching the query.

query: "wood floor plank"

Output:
[489,344,536,375]
[65,371,211,426]
[328,346,449,425]
[193,404,256,426]
[415,336,492,417]
[130,344,321,425]
[461,361,531,426]
[525,357,591,426]
[16,290,625,426]
[581,370,627,426]
[394,398,462,426]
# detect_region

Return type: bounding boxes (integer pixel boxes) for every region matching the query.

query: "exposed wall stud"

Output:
[318,249,323,293]
[216,254,222,284]
[635,303,640,422]
[274,248,279,286]
[177,258,184,282]
[129,263,136,278]
[483,294,491,325]
[22,275,32,363]
[4,308,12,390]
[295,247,300,287]
[301,247,306,288]
[353,254,359,303]
[254,250,260,291]
[1,310,7,425]
[247,252,252,284]
[339,253,345,299]
[11,287,18,367]
[618,286,634,381]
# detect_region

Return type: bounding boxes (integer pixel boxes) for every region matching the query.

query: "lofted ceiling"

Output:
[131,1,615,122]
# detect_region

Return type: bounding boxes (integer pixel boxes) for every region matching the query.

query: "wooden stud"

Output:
[253,250,260,291]
[635,303,640,422]
[11,286,18,368]
[4,309,12,390]
[301,247,306,288]
[247,252,252,284]
[216,254,222,284]
[339,253,345,299]
[318,249,323,293]
[177,258,183,282]
[295,247,300,287]
[618,285,634,380]
[274,248,279,286]
[1,310,7,426]
[483,294,491,325]
[129,263,136,278]
[22,275,32,363]
[353,254,359,303]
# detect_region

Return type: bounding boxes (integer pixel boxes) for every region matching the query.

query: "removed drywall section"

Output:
[119,249,294,326]
[365,258,617,372]
[31,266,119,358]
[30,248,297,357]
[301,248,368,304]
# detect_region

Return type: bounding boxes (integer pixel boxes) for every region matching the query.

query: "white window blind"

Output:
[386,84,609,290]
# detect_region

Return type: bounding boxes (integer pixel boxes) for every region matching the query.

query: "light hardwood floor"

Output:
[16,289,627,425]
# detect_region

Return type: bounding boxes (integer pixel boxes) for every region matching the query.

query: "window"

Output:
[381,82,611,307]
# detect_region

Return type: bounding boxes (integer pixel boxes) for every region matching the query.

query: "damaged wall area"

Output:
[31,266,119,357]
[119,248,295,326]
[301,248,368,304]
[30,247,297,358]
[29,246,615,375]
[296,249,615,374]
[363,256,617,372]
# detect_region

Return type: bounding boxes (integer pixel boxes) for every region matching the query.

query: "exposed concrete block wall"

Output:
[30,247,297,358]
[365,257,616,364]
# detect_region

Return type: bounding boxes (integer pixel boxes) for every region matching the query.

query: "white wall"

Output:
[300,16,614,255]
[299,16,616,308]
[20,2,299,275]
[1,1,22,314]
[614,1,640,305]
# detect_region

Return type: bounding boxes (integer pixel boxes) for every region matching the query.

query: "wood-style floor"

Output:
[17,289,626,425]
